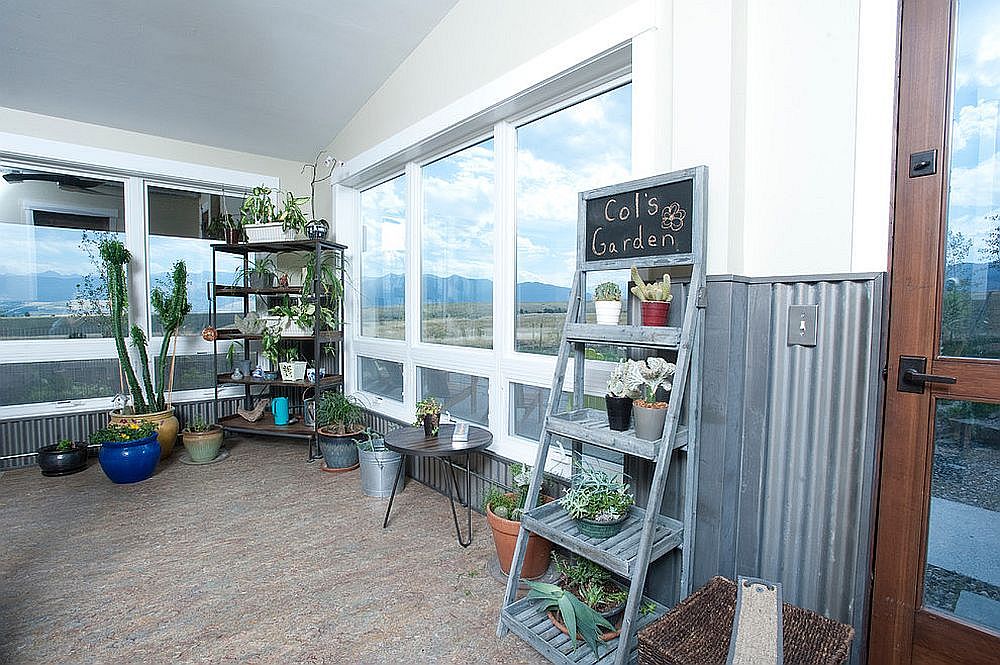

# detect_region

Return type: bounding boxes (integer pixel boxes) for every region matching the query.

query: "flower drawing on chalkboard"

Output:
[661,202,687,231]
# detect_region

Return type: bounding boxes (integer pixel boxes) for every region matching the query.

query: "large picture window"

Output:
[360,176,406,340]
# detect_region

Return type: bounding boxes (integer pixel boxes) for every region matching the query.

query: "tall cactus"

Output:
[151,261,191,411]
[99,238,147,413]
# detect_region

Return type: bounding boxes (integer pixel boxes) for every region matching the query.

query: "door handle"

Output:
[897,355,957,394]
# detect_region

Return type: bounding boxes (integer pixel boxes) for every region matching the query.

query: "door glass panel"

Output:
[940,0,1000,358]
[924,399,1000,632]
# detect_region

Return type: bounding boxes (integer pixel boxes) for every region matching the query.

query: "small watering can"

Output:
[271,397,289,426]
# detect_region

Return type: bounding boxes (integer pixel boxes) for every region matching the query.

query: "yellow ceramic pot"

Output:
[110,407,179,460]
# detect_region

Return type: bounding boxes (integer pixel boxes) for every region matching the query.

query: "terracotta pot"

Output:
[486,494,553,580]
[547,610,622,643]
[110,407,179,460]
[640,301,670,326]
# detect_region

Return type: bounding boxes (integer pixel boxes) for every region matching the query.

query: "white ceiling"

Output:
[0,0,457,161]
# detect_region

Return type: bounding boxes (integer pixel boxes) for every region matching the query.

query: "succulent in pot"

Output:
[414,396,443,436]
[630,266,672,326]
[482,463,553,579]
[559,462,635,539]
[316,391,366,471]
[628,357,676,441]
[593,281,622,325]
[525,579,617,656]
[181,417,224,463]
[36,438,89,477]
[606,359,642,431]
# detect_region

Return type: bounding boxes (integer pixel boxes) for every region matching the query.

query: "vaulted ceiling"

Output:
[0,0,457,161]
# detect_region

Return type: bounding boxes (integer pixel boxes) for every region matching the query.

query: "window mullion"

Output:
[404,162,421,412]
[494,120,516,439]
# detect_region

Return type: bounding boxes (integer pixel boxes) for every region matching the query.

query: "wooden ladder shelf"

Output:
[497,167,707,665]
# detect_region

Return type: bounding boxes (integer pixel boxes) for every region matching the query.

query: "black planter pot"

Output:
[422,413,440,436]
[224,227,244,244]
[605,395,633,431]
[36,442,89,477]
[248,273,275,290]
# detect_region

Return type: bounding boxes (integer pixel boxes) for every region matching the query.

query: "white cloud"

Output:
[949,150,1000,208]
[952,100,1000,152]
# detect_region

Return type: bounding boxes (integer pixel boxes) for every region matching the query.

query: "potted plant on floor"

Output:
[90,420,160,484]
[36,438,89,477]
[357,429,405,498]
[559,462,635,539]
[606,360,641,431]
[180,417,224,463]
[483,463,553,579]
[414,396,442,436]
[631,357,676,441]
[630,266,672,326]
[77,234,189,462]
[316,391,365,471]
[593,282,623,325]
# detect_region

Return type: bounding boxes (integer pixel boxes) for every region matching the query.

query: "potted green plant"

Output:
[606,360,641,431]
[316,391,366,471]
[180,417,224,463]
[278,347,307,382]
[268,297,336,336]
[559,462,635,539]
[357,429,405,498]
[90,420,161,484]
[240,185,277,242]
[77,234,189,460]
[630,357,675,441]
[275,191,310,238]
[414,396,443,436]
[225,341,252,378]
[259,324,283,379]
[550,554,629,631]
[234,256,277,290]
[36,438,88,476]
[525,580,617,656]
[483,463,553,579]
[630,266,672,326]
[593,282,622,325]
[302,150,337,239]
[301,252,345,300]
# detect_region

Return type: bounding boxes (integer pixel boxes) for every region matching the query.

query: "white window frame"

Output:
[0,135,277,418]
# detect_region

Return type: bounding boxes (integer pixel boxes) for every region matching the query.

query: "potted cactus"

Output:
[629,357,676,441]
[593,282,622,325]
[606,360,641,431]
[630,266,672,326]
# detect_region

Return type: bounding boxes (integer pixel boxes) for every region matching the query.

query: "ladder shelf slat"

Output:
[547,408,689,460]
[564,323,682,349]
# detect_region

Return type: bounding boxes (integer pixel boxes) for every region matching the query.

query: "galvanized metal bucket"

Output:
[358,436,404,498]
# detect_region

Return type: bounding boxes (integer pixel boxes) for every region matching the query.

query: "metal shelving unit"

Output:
[210,238,347,460]
[498,168,707,665]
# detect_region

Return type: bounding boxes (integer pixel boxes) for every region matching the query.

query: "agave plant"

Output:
[526,581,615,655]
[630,266,672,302]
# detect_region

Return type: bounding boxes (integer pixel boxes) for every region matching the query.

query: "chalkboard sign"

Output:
[584,177,693,263]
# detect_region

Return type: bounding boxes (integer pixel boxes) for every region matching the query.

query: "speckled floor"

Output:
[0,437,545,664]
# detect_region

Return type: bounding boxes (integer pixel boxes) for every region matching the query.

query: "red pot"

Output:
[640,301,670,326]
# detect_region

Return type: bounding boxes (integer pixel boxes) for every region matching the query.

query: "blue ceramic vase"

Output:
[98,433,161,484]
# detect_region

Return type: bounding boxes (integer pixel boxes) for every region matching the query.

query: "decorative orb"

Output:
[201,326,217,341]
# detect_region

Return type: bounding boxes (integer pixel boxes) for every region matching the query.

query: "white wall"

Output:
[330,0,898,277]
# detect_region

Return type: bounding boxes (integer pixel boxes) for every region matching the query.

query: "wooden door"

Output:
[871,0,1000,663]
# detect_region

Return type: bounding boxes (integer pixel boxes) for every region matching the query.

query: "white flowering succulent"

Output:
[634,357,675,404]
[606,360,643,399]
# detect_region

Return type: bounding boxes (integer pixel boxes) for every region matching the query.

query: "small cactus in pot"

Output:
[630,266,672,326]
[593,281,622,325]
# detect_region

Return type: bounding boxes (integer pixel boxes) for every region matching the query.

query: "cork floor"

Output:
[0,437,545,664]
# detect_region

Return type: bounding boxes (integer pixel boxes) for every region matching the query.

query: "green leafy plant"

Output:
[260,325,283,365]
[559,462,634,523]
[281,346,301,363]
[593,282,621,302]
[630,266,672,302]
[356,428,386,452]
[317,391,366,434]
[183,417,215,433]
[302,252,345,300]
[553,553,611,589]
[269,297,337,332]
[205,213,240,240]
[225,341,244,369]
[240,186,276,225]
[89,421,158,444]
[482,462,540,521]
[55,438,74,452]
[414,396,443,434]
[526,581,615,655]
[233,256,277,287]
[276,191,310,234]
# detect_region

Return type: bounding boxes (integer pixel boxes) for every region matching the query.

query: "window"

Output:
[418,367,489,425]
[421,139,495,348]
[0,359,121,406]
[359,356,403,402]
[360,176,406,339]
[515,85,632,354]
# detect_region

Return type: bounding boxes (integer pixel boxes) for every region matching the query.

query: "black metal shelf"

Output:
[211,239,347,255]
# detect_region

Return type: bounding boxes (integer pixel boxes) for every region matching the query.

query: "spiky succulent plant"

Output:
[593,281,621,302]
[630,266,672,302]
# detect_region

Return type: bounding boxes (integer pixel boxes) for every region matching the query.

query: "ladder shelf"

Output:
[547,408,689,460]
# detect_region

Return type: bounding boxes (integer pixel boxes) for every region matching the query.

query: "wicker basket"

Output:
[637,577,854,665]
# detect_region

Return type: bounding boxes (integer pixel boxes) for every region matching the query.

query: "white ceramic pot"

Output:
[244,222,303,243]
[291,361,307,381]
[595,300,622,325]
[278,362,295,382]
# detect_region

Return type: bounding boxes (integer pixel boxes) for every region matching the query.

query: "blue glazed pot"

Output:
[97,433,161,484]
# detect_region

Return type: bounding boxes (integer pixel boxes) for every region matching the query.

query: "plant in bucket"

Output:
[90,420,160,484]
[180,417,224,463]
[605,360,642,432]
[559,461,635,539]
[76,234,190,463]
[316,391,365,471]
[593,281,622,325]
[629,357,675,441]
[357,429,405,498]
[630,266,672,326]
[414,396,442,436]
[482,463,553,580]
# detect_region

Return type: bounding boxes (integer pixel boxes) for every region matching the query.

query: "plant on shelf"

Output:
[36,437,88,477]
[240,186,276,226]
[301,150,338,238]
[316,391,366,470]
[269,297,337,335]
[482,462,553,579]
[559,461,635,539]
[629,357,676,441]
[301,252,345,300]
[76,233,188,465]
[89,420,161,484]
[593,281,622,325]
[525,581,616,655]
[414,396,443,436]
[233,256,278,290]
[630,266,672,326]
[278,346,307,382]
[259,324,283,376]
[553,554,629,623]
[276,191,310,236]
[606,359,642,432]
[180,416,224,463]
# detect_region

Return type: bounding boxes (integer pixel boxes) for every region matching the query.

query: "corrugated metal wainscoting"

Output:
[631,273,885,665]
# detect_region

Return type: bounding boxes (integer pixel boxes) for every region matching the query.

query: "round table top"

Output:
[383,424,492,457]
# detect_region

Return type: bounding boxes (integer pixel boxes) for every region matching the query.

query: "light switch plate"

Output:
[787,304,818,346]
